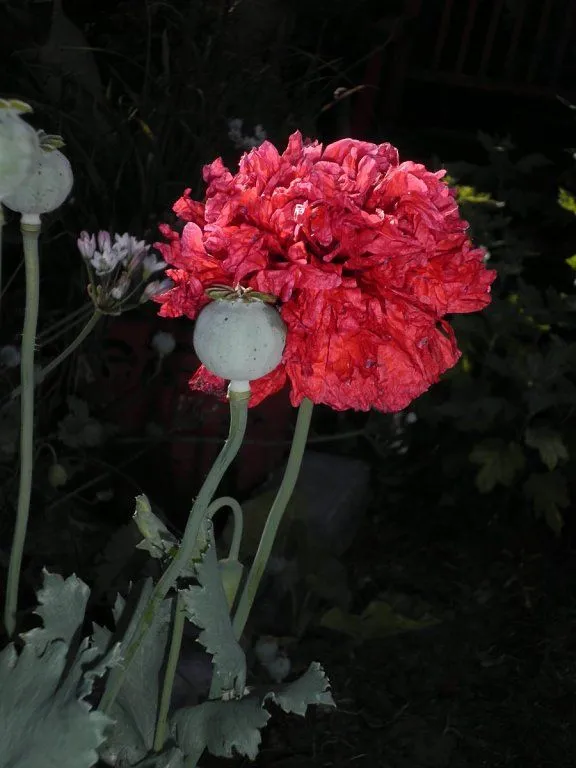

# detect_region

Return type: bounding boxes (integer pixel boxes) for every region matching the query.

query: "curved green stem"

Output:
[10,309,101,400]
[153,591,186,752]
[232,397,313,640]
[99,389,250,716]
[4,218,41,637]
[206,496,244,561]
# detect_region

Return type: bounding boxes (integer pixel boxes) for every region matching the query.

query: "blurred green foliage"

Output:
[413,132,576,534]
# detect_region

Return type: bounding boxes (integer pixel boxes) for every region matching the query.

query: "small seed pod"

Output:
[0,100,39,200]
[4,146,73,215]
[193,297,286,391]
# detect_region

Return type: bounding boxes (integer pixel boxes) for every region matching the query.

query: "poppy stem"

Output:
[232,397,314,641]
[0,204,4,325]
[99,389,250,716]
[4,216,41,637]
[153,591,186,752]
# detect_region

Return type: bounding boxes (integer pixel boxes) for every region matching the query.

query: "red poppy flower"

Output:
[154,132,496,411]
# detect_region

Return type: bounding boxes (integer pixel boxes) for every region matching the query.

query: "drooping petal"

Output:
[189,362,287,407]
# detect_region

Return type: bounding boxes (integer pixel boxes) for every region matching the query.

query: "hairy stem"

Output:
[153,592,186,752]
[4,218,41,636]
[232,398,313,639]
[0,204,4,324]
[99,389,250,715]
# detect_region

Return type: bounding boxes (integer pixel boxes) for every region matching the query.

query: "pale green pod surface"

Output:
[4,148,73,215]
[193,298,286,383]
[218,558,244,608]
[0,108,39,199]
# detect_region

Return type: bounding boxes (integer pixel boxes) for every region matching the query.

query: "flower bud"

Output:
[48,463,68,488]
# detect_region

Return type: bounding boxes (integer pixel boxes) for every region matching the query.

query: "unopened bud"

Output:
[48,463,68,488]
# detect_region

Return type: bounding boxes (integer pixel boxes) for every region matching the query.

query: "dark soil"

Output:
[210,499,576,768]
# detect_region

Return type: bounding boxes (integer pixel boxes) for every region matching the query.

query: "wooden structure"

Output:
[353,0,576,134]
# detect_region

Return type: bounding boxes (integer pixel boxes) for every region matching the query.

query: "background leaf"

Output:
[319,600,439,641]
[470,440,526,493]
[525,426,569,470]
[523,472,569,535]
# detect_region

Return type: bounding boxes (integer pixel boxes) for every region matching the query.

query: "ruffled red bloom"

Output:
[154,132,496,411]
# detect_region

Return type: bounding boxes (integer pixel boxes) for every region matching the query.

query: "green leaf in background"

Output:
[523,472,569,534]
[525,426,569,470]
[565,254,576,270]
[181,534,247,698]
[558,187,576,215]
[319,600,439,641]
[0,571,114,768]
[469,439,526,493]
[454,185,504,206]
[171,662,334,763]
[96,581,172,767]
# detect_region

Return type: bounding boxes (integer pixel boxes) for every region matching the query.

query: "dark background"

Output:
[1,1,576,766]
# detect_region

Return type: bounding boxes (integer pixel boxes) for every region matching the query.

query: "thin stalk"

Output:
[206,496,244,561]
[0,204,4,324]
[153,592,186,752]
[232,398,313,640]
[4,217,41,637]
[38,303,93,344]
[10,309,101,400]
[99,389,250,715]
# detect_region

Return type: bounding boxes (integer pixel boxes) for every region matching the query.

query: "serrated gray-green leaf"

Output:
[25,569,90,650]
[181,538,246,696]
[0,572,114,768]
[172,697,270,763]
[98,586,172,766]
[264,662,335,716]
[132,747,185,768]
[171,662,335,763]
